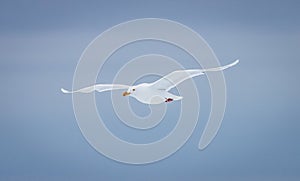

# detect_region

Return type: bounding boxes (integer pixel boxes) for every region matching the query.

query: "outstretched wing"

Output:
[61,84,130,94]
[150,59,239,91]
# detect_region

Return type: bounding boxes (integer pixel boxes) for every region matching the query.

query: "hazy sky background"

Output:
[0,0,299,180]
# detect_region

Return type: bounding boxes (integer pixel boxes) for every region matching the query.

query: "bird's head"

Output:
[122,86,137,96]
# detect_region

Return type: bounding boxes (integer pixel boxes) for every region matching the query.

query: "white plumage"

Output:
[61,60,239,104]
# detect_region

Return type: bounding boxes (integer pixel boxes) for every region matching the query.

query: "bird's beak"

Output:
[123,91,130,96]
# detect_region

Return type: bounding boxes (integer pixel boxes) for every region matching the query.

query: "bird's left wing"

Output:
[150,59,239,91]
[61,84,130,94]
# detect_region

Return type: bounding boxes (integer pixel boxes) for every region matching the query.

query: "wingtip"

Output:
[229,59,239,67]
[233,59,239,65]
[61,88,70,94]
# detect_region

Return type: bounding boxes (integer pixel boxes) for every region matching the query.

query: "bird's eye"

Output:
[132,89,136,91]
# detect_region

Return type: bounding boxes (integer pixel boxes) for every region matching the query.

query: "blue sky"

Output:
[0,0,299,180]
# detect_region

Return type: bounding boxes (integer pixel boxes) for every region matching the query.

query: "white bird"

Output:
[61,60,239,104]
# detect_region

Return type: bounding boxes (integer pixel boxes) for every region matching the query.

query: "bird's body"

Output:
[126,83,182,104]
[61,60,239,104]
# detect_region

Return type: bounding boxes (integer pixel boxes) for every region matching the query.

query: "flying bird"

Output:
[61,60,239,104]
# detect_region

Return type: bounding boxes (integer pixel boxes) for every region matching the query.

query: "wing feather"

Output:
[150,60,239,91]
[61,84,130,94]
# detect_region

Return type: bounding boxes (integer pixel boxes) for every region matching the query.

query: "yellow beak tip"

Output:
[123,92,130,96]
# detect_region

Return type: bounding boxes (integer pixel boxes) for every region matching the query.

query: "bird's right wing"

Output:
[150,59,239,91]
[61,84,130,94]
[149,69,205,91]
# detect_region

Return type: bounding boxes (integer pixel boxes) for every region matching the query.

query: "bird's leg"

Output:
[165,98,174,102]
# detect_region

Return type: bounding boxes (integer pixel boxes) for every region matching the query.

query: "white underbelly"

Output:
[137,94,165,104]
